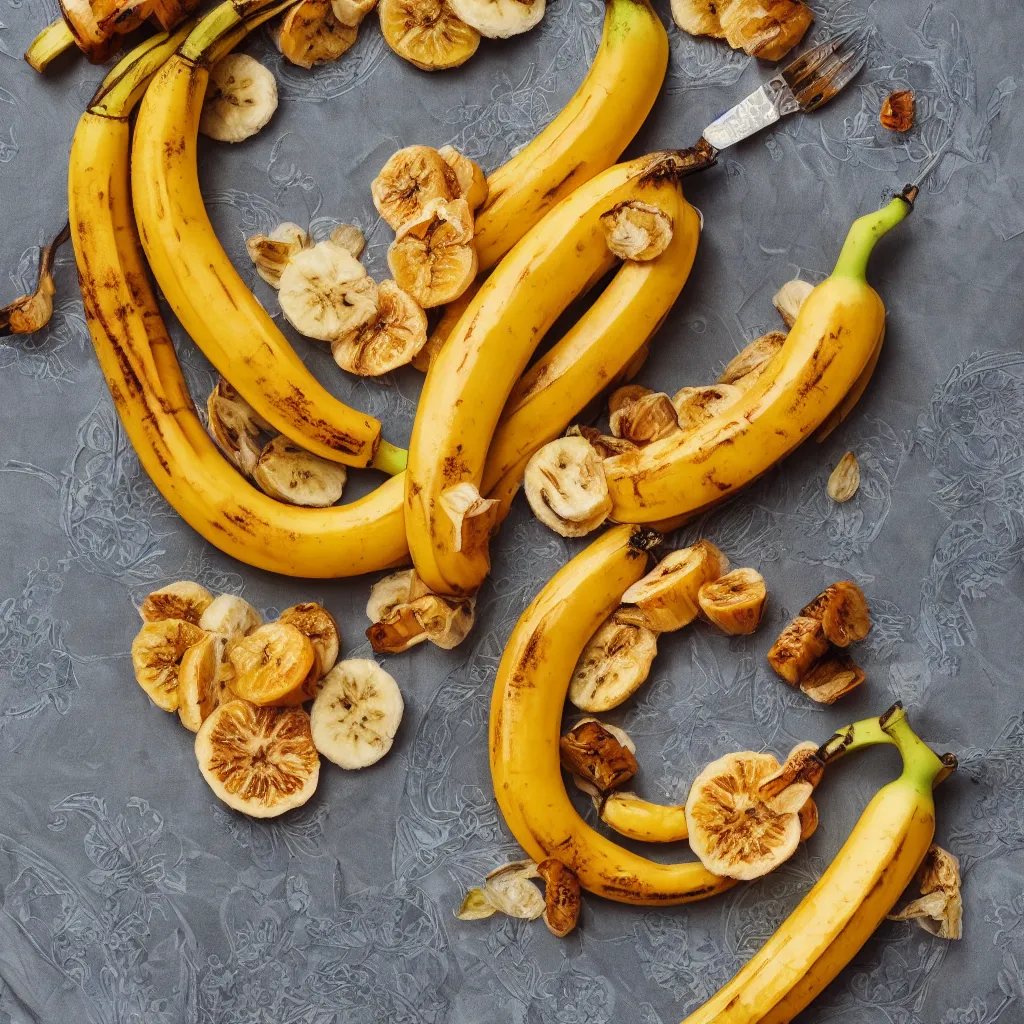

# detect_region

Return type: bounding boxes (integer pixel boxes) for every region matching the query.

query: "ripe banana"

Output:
[69,28,409,578]
[600,791,689,843]
[682,704,954,1023]
[473,0,669,270]
[489,524,734,905]
[407,151,702,597]
[132,0,404,472]
[604,191,917,524]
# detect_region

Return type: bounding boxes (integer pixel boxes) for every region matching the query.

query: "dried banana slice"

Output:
[366,568,430,623]
[569,425,639,459]
[609,391,679,444]
[367,593,474,652]
[387,198,478,308]
[411,277,481,371]
[827,451,860,503]
[195,699,320,817]
[559,719,639,792]
[228,622,316,705]
[438,145,488,210]
[331,279,428,375]
[801,581,871,647]
[672,384,743,433]
[799,652,866,704]
[888,845,962,939]
[253,435,347,507]
[767,615,830,685]
[332,0,376,24]
[568,612,658,712]
[278,241,378,342]
[131,619,207,712]
[772,279,814,328]
[178,633,231,732]
[378,0,480,70]
[537,859,581,938]
[608,384,652,414]
[440,482,500,554]
[619,540,729,632]
[672,0,812,61]
[329,223,366,258]
[698,567,768,635]
[0,225,63,336]
[246,223,310,289]
[139,581,213,625]
[199,593,262,637]
[600,200,674,262]
[366,602,429,653]
[524,435,611,538]
[600,792,689,843]
[199,54,279,143]
[206,377,272,477]
[277,0,358,66]
[799,797,818,841]
[669,0,724,38]
[310,659,404,768]
[278,602,341,678]
[448,0,544,38]
[372,146,455,231]
[718,331,786,389]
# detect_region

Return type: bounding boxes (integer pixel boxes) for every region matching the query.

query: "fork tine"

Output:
[781,31,855,88]
[786,33,868,113]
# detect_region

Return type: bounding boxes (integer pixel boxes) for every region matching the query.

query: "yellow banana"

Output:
[131,0,404,473]
[473,0,668,271]
[682,705,954,1023]
[600,792,689,843]
[481,186,701,517]
[69,22,409,579]
[489,525,734,905]
[407,151,702,597]
[605,191,917,523]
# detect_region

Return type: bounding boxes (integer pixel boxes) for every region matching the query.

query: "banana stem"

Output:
[179,0,294,64]
[370,440,409,476]
[25,18,76,72]
[818,712,895,764]
[830,188,916,281]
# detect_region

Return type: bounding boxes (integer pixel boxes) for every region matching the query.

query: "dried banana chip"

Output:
[199,593,262,637]
[720,0,813,60]
[767,615,830,685]
[379,0,480,70]
[455,888,497,920]
[195,699,320,817]
[600,200,674,261]
[772,279,814,328]
[199,54,278,143]
[278,241,378,342]
[228,622,316,706]
[672,383,743,434]
[411,277,481,371]
[253,435,347,507]
[801,580,871,647]
[0,224,65,337]
[698,567,767,635]
[440,481,500,555]
[367,594,474,652]
[178,633,231,732]
[310,659,404,768]
[331,279,428,375]
[568,424,639,459]
[277,0,358,68]
[366,568,430,623]
[438,145,488,210]
[448,0,544,38]
[139,581,214,625]
[718,331,786,389]
[131,619,207,712]
[278,602,341,678]
[559,719,639,793]
[206,377,272,477]
[888,845,962,939]
[827,451,861,503]
[332,0,376,24]
[609,391,679,444]
[372,146,455,231]
[799,652,866,704]
[329,223,366,258]
[482,861,545,919]
[524,435,611,538]
[620,540,729,632]
[880,90,915,133]
[607,384,652,415]
[246,222,310,289]
[365,602,430,653]
[757,741,823,812]
[537,859,581,938]
[568,613,658,712]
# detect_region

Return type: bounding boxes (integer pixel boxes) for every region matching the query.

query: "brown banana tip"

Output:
[878,701,905,730]
[935,752,958,787]
[641,141,718,185]
[628,526,663,554]
[898,184,919,207]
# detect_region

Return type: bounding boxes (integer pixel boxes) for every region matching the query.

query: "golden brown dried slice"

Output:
[366,568,430,623]
[888,844,962,939]
[799,652,866,704]
[600,200,674,262]
[178,633,231,732]
[329,223,366,258]
[253,435,347,507]
[600,791,689,843]
[388,198,478,308]
[798,797,818,841]
[719,0,813,60]
[620,540,729,632]
[772,279,814,328]
[366,602,429,653]
[198,593,262,637]
[438,145,488,210]
[195,700,320,817]
[880,90,915,132]
[717,331,786,388]
[440,482,500,555]
[466,860,545,920]
[246,223,310,289]
[277,0,358,66]
[131,619,207,711]
[372,146,455,230]
[569,425,639,459]
[332,0,377,24]
[411,277,481,371]
[756,741,823,810]
[149,0,200,30]
[609,391,679,444]
[278,602,341,678]
[559,719,639,792]
[139,581,214,625]
[449,0,543,37]
[607,384,653,415]
[206,377,273,477]
[331,279,428,375]
[827,451,861,503]
[367,593,474,652]
[59,0,116,60]
[767,615,830,685]
[524,435,611,538]
[800,580,871,647]
[537,859,581,937]
[379,0,480,70]
[568,613,658,712]
[672,383,744,433]
[0,224,62,336]
[199,54,279,143]
[698,567,768,635]
[669,0,724,38]
[228,622,316,706]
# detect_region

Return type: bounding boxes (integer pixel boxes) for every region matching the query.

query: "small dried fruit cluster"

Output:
[364,567,475,653]
[767,581,872,703]
[52,0,200,65]
[129,581,404,817]
[272,0,377,70]
[671,0,814,61]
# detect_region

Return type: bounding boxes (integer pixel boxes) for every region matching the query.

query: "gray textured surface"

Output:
[2,1,1024,1021]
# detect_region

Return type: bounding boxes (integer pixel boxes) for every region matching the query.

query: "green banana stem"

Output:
[830,185,917,281]
[180,0,294,64]
[818,710,896,763]
[371,440,409,477]
[24,19,76,72]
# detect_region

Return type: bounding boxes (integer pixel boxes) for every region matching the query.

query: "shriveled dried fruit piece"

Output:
[537,859,581,937]
[799,652,866,704]
[228,622,316,706]
[801,580,871,647]
[600,200,674,261]
[199,593,262,637]
[58,0,117,60]
[178,633,231,732]
[411,277,481,371]
[672,384,743,434]
[560,719,639,792]
[206,377,273,476]
[195,700,320,817]
[440,481,500,554]
[880,90,915,132]
[757,741,823,811]
[246,222,309,289]
[329,223,366,258]
[718,331,786,389]
[367,593,474,652]
[278,602,340,678]
[378,0,480,70]
[772,279,814,328]
[568,613,658,712]
[524,435,611,538]
[607,384,652,415]
[310,659,404,768]
[888,845,962,939]
[139,581,214,625]
[199,54,278,143]
[620,540,728,632]
[455,888,497,920]
[827,451,860,503]
[372,146,455,230]
[798,797,818,841]
[332,0,376,23]
[481,860,545,919]
[0,223,66,337]
[253,435,347,507]
[609,391,679,444]
[721,0,813,61]
[366,602,429,653]
[698,567,767,635]
[278,241,378,341]
[767,615,830,685]
[569,424,639,459]
[388,198,478,308]
[365,568,430,624]
[277,0,358,69]
[332,280,428,375]
[449,0,544,38]
[438,145,488,210]
[600,791,689,843]
[131,619,207,711]
[149,0,201,30]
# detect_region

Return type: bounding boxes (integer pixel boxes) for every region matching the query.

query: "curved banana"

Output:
[481,186,701,516]
[683,705,953,1023]
[489,525,734,905]
[132,0,404,472]
[604,192,917,524]
[474,0,668,271]
[70,27,409,579]
[407,151,699,597]
[600,792,689,843]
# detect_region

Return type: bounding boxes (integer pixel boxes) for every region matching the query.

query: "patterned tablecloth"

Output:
[2,1,1023,1021]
